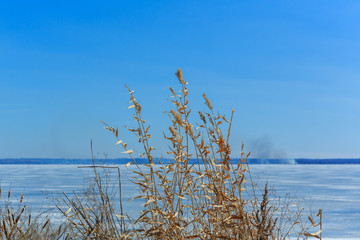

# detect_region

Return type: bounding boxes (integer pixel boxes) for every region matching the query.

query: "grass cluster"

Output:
[0,69,322,239]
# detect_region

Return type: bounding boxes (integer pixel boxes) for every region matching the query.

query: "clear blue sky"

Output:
[1,0,360,159]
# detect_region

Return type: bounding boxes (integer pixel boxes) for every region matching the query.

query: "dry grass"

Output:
[100,69,322,239]
[0,188,67,239]
[0,69,322,239]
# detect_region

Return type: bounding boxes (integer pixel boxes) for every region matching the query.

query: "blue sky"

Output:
[1,1,360,159]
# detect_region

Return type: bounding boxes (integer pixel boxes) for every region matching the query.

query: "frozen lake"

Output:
[0,164,359,239]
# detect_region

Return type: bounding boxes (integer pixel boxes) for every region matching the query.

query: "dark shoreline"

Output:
[1,158,360,164]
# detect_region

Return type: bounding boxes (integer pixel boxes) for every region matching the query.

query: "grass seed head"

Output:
[175,69,184,84]
[198,111,206,123]
[203,93,213,110]
[170,109,184,126]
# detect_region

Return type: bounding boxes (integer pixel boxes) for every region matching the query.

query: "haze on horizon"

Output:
[1,1,360,159]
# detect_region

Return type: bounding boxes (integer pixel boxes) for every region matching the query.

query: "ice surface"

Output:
[0,164,359,238]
